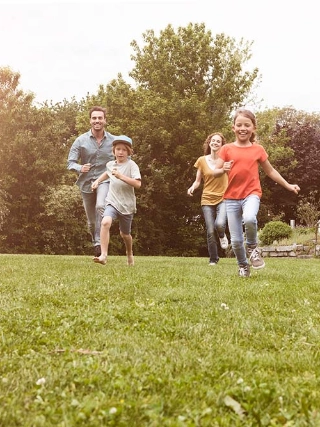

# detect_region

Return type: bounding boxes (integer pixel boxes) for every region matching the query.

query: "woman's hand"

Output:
[187,185,195,196]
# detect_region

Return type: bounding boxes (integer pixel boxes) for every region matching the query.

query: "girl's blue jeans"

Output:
[225,195,260,266]
[201,201,227,263]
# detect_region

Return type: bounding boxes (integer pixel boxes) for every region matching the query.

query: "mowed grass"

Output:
[0,254,320,426]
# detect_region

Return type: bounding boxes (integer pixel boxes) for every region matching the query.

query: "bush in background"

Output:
[259,221,293,246]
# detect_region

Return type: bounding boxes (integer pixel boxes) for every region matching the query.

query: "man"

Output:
[67,106,115,257]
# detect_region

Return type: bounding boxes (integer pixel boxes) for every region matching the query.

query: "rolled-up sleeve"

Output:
[67,139,82,173]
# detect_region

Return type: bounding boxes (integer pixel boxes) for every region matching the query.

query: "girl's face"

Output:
[232,114,255,143]
[114,143,130,162]
[209,134,223,152]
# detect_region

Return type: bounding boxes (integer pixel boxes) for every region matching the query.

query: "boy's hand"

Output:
[112,168,121,179]
[91,180,99,190]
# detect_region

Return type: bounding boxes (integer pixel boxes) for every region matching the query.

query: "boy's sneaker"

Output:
[238,264,250,277]
[247,246,265,269]
[219,234,229,249]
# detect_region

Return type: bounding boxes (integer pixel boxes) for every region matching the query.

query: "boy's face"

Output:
[114,143,130,162]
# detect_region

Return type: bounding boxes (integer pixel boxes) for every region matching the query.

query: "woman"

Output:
[187,132,229,265]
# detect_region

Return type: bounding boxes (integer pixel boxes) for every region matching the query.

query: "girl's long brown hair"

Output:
[203,132,226,155]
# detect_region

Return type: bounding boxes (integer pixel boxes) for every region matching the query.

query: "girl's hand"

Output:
[223,160,234,172]
[289,184,300,194]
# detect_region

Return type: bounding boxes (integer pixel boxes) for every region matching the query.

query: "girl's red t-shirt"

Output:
[219,143,268,199]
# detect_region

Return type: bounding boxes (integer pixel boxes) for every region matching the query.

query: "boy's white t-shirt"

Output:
[105,159,141,214]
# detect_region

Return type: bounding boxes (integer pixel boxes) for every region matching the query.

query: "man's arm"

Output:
[67,139,82,173]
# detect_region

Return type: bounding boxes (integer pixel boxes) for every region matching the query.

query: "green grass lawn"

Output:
[0,254,319,426]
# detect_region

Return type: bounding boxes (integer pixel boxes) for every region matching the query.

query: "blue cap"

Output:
[113,135,133,147]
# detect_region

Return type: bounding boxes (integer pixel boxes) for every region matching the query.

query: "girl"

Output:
[91,135,141,266]
[214,109,300,277]
[187,132,229,266]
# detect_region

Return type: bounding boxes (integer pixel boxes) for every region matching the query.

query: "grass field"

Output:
[0,254,319,426]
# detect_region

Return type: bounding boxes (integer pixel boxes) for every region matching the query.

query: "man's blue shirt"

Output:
[67,130,115,193]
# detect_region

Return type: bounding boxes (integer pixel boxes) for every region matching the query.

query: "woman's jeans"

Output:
[225,195,260,266]
[202,201,227,263]
[81,182,110,247]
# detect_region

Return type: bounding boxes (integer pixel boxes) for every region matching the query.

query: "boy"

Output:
[91,135,141,266]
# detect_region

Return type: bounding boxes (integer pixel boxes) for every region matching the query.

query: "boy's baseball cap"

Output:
[112,135,133,147]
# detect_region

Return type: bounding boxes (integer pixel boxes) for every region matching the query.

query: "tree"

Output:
[255,108,320,226]
[0,67,80,252]
[126,23,259,255]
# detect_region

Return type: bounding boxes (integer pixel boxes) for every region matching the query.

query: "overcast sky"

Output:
[1,0,319,113]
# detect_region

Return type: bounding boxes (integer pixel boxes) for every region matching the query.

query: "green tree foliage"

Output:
[255,109,297,224]
[256,108,320,226]
[296,191,320,227]
[0,67,80,253]
[40,185,90,254]
[5,23,319,256]
[126,23,259,255]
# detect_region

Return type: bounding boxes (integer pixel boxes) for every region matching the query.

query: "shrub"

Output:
[259,221,292,246]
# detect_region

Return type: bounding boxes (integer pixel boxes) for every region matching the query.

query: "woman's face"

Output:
[209,134,223,151]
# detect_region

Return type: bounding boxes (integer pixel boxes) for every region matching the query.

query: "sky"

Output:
[1,0,319,113]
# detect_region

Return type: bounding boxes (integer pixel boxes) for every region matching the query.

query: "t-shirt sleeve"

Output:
[194,157,201,169]
[218,145,227,161]
[131,161,141,179]
[259,145,269,163]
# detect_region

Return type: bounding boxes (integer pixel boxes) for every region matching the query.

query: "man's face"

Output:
[90,111,106,130]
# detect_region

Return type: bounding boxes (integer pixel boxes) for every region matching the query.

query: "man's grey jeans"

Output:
[81,182,110,246]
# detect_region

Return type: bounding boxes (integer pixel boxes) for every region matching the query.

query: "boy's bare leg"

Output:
[94,216,112,265]
[121,231,134,266]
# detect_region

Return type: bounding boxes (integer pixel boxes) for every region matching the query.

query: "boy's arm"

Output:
[112,168,141,189]
[260,159,300,194]
[91,171,109,190]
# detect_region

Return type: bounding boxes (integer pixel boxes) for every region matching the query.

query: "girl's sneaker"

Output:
[247,246,265,269]
[238,264,250,277]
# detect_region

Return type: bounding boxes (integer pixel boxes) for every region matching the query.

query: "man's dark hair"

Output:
[89,106,107,118]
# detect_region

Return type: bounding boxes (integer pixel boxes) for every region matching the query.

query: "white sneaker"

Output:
[247,246,265,269]
[238,264,250,277]
[219,234,229,250]
[209,262,217,266]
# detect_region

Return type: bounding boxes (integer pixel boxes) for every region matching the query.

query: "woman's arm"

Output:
[187,169,202,196]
